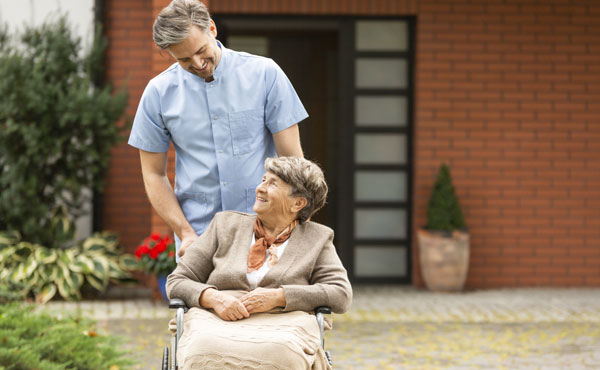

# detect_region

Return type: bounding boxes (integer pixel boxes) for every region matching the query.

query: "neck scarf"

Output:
[247,217,297,273]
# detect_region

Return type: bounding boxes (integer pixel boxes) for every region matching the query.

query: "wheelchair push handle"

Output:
[315,306,332,315]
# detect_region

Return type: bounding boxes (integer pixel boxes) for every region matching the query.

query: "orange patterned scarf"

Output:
[247,217,297,273]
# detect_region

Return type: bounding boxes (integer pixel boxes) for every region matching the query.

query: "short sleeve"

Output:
[264,59,309,134]
[128,82,171,153]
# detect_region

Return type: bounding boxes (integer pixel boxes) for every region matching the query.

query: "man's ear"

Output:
[291,197,308,213]
[209,19,217,37]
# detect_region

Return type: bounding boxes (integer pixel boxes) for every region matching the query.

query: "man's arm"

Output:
[273,124,303,157]
[139,149,198,256]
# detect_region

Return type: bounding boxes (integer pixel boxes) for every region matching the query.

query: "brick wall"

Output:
[414,0,600,287]
[102,0,154,251]
[102,0,600,286]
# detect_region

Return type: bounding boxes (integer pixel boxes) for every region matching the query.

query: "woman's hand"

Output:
[200,288,249,321]
[240,288,286,314]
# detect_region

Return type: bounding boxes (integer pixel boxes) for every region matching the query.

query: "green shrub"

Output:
[425,164,467,231]
[0,302,133,369]
[0,15,128,248]
[0,280,28,304]
[0,228,139,303]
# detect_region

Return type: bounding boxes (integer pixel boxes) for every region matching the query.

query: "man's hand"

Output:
[200,288,250,321]
[177,232,198,257]
[240,287,286,314]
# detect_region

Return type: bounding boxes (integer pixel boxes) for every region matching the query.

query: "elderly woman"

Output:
[166,156,352,370]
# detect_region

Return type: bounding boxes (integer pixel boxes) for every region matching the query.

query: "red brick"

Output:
[106,0,600,288]
[517,276,552,285]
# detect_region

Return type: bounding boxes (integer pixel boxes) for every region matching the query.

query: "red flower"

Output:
[137,232,177,276]
[155,240,167,253]
[135,245,150,259]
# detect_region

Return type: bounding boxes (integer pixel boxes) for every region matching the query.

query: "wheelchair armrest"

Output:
[315,306,331,315]
[314,306,331,351]
[169,298,187,311]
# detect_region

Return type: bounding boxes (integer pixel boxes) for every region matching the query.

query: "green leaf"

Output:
[56,277,76,300]
[0,230,20,247]
[0,267,11,280]
[70,271,84,289]
[91,257,110,285]
[49,264,60,281]
[35,283,57,304]
[12,242,33,262]
[73,254,94,273]
[85,274,105,291]
[118,254,139,272]
[34,247,58,264]
[23,255,39,278]
[0,246,16,263]
[11,262,28,282]
[82,237,108,254]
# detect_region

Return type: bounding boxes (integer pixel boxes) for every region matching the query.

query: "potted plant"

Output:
[418,164,469,291]
[135,233,177,301]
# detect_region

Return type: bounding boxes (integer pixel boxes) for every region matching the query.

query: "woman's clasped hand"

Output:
[200,287,286,321]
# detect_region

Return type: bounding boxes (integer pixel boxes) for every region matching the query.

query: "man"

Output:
[128,0,306,257]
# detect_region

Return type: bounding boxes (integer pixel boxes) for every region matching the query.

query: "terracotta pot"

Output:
[417,229,470,292]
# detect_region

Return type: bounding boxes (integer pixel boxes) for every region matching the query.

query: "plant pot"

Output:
[418,229,470,292]
[156,275,169,302]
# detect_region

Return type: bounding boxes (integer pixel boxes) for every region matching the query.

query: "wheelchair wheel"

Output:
[161,346,169,370]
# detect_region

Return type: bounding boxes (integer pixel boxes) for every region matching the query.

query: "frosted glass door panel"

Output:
[355,246,407,277]
[356,21,408,51]
[227,36,269,56]
[355,171,407,202]
[355,209,406,239]
[355,134,406,164]
[355,58,407,89]
[355,96,407,127]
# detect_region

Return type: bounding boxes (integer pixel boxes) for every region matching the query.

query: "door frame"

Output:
[213,14,415,284]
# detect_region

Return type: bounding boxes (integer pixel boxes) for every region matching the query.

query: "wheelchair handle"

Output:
[169,298,188,312]
[315,306,332,315]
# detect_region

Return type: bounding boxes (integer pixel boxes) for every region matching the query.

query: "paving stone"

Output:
[44,287,600,369]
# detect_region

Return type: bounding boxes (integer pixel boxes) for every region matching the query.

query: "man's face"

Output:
[168,22,221,80]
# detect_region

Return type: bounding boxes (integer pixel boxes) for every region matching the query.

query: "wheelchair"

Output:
[161,298,333,370]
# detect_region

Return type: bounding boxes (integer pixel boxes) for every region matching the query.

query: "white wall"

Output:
[0,0,96,242]
[0,0,95,48]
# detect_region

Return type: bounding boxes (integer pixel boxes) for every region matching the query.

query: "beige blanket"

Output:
[177,306,332,370]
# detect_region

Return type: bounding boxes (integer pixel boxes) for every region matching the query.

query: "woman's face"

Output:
[253,171,297,220]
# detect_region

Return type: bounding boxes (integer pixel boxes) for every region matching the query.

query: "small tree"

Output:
[425,164,467,231]
[0,16,128,247]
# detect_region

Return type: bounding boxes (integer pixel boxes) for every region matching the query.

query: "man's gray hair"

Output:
[264,157,328,223]
[153,0,211,49]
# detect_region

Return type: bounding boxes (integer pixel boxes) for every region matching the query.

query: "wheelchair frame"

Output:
[161,298,333,370]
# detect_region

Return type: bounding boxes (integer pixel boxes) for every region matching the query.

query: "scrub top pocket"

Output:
[228,107,265,156]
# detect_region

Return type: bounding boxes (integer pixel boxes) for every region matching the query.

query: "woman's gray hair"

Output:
[264,157,328,223]
[153,0,211,50]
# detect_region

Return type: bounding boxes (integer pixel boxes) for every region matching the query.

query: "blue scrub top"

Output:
[128,42,308,245]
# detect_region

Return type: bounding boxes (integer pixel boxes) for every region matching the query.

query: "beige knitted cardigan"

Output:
[166,211,352,314]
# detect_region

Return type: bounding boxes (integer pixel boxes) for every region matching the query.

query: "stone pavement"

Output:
[44,286,600,369]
